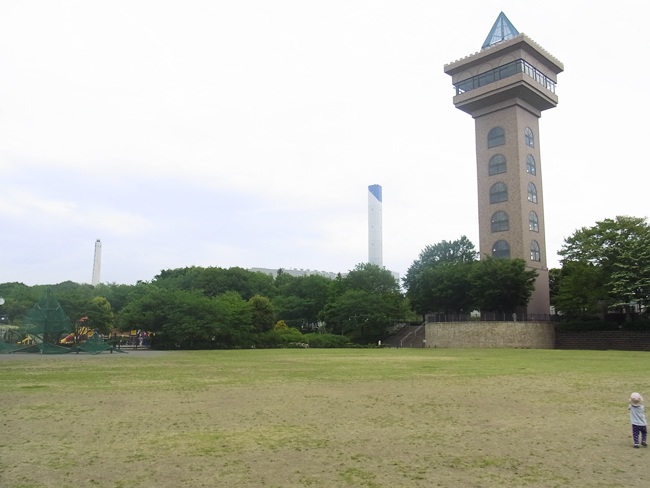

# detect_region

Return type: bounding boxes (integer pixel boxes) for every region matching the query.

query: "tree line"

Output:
[0,263,413,349]
[2,215,647,347]
[551,216,650,324]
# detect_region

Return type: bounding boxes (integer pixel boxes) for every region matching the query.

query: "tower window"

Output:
[527,183,537,203]
[492,240,510,259]
[529,211,539,232]
[525,127,534,147]
[490,183,508,203]
[526,155,536,175]
[489,154,506,175]
[531,240,541,261]
[491,211,509,232]
[488,127,505,148]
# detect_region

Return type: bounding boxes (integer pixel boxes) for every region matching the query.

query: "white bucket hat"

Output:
[630,392,644,405]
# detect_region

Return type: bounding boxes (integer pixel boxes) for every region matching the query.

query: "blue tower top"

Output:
[368,184,382,202]
[481,12,519,49]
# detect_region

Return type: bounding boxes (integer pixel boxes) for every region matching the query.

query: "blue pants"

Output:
[632,424,647,445]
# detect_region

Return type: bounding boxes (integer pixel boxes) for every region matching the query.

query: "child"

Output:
[629,392,647,448]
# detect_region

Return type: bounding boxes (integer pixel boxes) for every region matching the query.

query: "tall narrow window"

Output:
[488,127,505,148]
[491,211,509,232]
[530,241,541,261]
[492,240,510,258]
[527,182,537,203]
[490,183,508,203]
[529,211,539,232]
[488,154,507,175]
[525,127,534,147]
[526,155,536,175]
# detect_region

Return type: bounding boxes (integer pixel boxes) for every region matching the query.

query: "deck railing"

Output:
[454,59,556,95]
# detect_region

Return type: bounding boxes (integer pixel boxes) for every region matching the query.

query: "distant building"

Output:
[91,239,102,286]
[249,268,343,279]
[250,267,399,283]
[444,12,563,315]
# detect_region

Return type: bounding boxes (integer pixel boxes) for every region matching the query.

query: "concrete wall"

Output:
[425,321,555,349]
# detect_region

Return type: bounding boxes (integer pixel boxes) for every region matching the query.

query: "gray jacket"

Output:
[629,405,647,426]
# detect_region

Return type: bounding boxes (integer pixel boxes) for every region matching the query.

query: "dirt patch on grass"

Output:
[0,349,648,487]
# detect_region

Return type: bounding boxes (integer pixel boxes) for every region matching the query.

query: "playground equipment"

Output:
[0,288,125,355]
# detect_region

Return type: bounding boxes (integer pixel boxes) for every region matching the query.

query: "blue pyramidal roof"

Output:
[481,12,519,49]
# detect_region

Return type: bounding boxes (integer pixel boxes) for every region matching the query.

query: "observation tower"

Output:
[444,13,563,315]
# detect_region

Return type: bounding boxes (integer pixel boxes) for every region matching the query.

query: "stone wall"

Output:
[555,331,650,351]
[425,321,555,349]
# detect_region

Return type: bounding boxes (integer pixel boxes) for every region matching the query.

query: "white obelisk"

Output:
[92,239,102,286]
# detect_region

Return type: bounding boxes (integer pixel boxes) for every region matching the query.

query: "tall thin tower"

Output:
[368,184,382,267]
[92,239,102,286]
[444,13,563,315]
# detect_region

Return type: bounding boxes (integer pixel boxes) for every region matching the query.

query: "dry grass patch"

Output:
[0,348,649,487]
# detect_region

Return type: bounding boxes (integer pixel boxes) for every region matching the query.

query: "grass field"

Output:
[1,348,648,488]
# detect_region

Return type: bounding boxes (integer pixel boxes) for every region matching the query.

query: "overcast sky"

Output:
[1,0,648,287]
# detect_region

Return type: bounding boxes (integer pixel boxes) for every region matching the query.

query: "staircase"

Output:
[383,323,426,348]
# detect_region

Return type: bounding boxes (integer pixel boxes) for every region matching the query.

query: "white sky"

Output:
[1,0,648,286]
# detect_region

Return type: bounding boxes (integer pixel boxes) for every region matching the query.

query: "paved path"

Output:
[0,349,169,361]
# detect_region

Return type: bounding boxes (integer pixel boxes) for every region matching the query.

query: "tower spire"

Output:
[481,12,519,49]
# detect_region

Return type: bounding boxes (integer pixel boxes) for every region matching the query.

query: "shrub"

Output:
[302,333,348,348]
[254,328,304,348]
[274,320,288,331]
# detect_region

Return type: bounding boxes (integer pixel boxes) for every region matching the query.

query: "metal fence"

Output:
[426,313,558,323]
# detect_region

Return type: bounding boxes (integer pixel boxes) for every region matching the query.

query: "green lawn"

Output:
[0,348,648,487]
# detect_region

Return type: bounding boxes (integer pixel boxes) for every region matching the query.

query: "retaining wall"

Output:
[555,331,650,351]
[425,321,555,349]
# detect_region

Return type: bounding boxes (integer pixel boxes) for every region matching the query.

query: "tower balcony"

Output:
[453,59,555,96]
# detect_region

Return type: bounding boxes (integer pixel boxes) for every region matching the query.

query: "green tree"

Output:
[92,283,136,313]
[558,216,650,320]
[55,287,95,323]
[404,237,478,316]
[413,262,476,314]
[153,266,275,300]
[551,262,608,319]
[119,285,227,348]
[470,258,537,314]
[84,296,114,334]
[320,264,405,341]
[320,289,394,342]
[249,295,276,333]
[341,263,400,295]
[212,291,254,346]
[273,274,331,328]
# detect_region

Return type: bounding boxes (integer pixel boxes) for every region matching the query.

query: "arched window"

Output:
[488,127,505,148]
[526,155,536,175]
[529,211,539,232]
[490,183,508,203]
[488,154,506,175]
[492,240,510,259]
[491,211,509,232]
[527,182,537,203]
[530,241,541,261]
[525,127,534,147]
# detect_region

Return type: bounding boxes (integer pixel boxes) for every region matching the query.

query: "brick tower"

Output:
[444,13,563,316]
